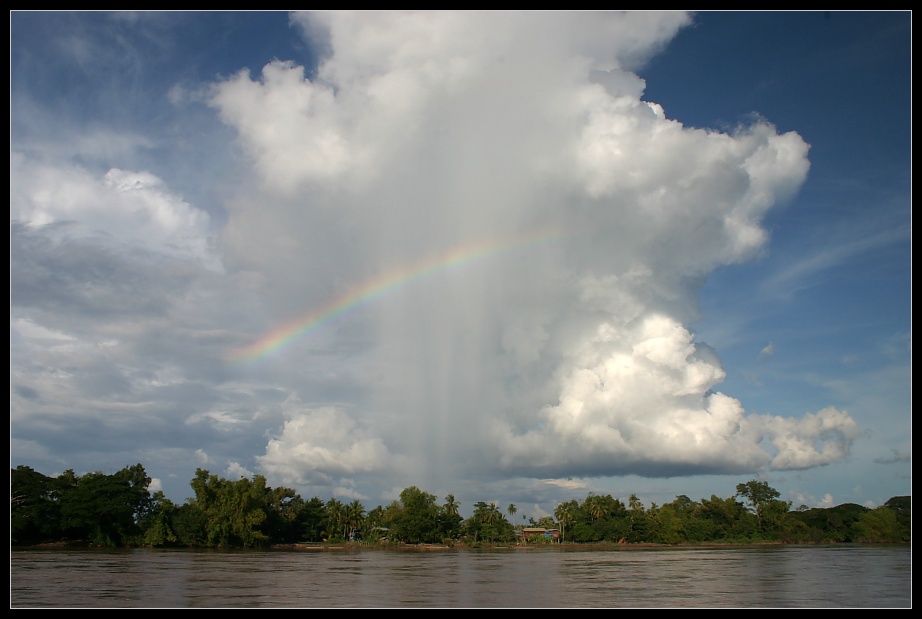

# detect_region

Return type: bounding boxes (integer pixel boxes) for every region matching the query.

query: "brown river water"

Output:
[10,544,911,608]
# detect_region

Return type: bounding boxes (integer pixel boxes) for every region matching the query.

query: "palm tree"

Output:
[324,498,344,542]
[346,499,366,540]
[507,503,517,535]
[629,493,643,512]
[469,502,505,543]
[583,493,604,520]
[628,494,645,541]
[365,505,384,539]
[443,494,459,518]
[555,500,577,544]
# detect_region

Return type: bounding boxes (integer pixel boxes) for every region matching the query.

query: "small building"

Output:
[518,527,561,542]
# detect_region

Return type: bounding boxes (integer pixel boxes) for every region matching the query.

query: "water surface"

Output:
[10,544,911,608]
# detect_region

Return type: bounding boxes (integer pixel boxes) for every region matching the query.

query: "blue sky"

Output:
[10,11,910,518]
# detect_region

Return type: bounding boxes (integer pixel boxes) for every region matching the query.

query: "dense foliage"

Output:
[10,464,911,548]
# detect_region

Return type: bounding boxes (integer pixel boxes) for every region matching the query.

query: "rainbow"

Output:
[226,227,562,365]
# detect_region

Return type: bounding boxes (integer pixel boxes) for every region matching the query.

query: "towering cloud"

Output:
[204,11,858,493]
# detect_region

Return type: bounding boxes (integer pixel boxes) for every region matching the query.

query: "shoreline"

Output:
[268,539,845,552]
[16,540,909,551]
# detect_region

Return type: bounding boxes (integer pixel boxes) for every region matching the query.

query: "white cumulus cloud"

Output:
[202,11,857,491]
[257,395,406,487]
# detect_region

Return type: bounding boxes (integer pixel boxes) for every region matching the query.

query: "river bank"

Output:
[271,540,795,552]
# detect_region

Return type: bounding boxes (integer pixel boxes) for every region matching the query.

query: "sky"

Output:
[10,11,911,519]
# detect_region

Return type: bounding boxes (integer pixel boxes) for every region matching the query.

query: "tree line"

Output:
[10,464,911,548]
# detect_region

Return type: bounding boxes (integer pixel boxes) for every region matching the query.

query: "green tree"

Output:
[188,469,269,547]
[11,466,61,545]
[625,493,650,542]
[555,500,578,543]
[362,504,384,540]
[438,496,463,542]
[298,497,328,542]
[759,496,793,539]
[262,487,307,544]
[792,502,869,542]
[883,496,911,533]
[385,486,441,543]
[55,464,154,546]
[628,493,643,511]
[464,502,513,544]
[582,493,606,521]
[141,492,183,547]
[736,480,784,534]
[855,506,907,543]
[690,494,750,541]
[649,503,685,544]
[533,516,557,529]
[346,499,366,540]
[171,503,209,546]
[443,494,459,518]
[324,498,346,541]
[778,511,812,543]
[648,495,700,544]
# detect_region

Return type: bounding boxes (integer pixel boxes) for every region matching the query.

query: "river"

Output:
[10,544,911,608]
